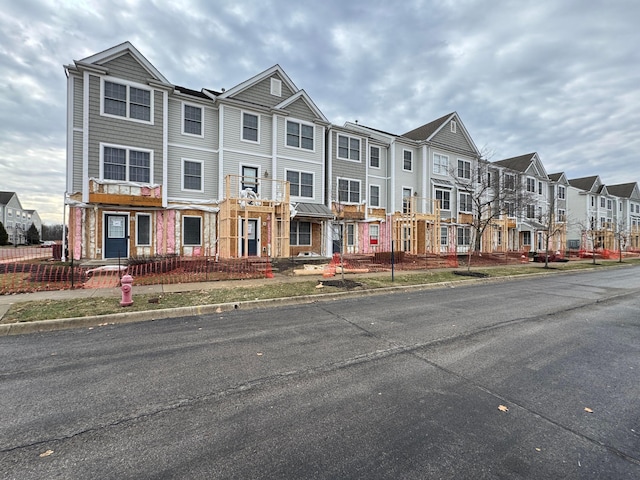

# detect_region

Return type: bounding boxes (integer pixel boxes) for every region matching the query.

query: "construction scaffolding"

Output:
[392,195,441,254]
[218,175,290,259]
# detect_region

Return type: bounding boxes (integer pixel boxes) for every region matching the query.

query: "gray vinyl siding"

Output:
[73,76,83,129]
[278,158,323,203]
[286,98,316,123]
[431,120,476,155]
[222,106,272,153]
[368,178,387,209]
[233,74,294,108]
[167,97,219,148]
[167,145,218,200]
[102,53,151,85]
[393,143,421,191]
[73,132,83,192]
[87,74,164,184]
[223,150,273,198]
[331,130,366,180]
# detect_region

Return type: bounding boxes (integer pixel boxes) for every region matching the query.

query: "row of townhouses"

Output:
[0,192,42,245]
[63,42,640,261]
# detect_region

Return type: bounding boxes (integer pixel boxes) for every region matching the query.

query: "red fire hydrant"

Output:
[120,274,133,307]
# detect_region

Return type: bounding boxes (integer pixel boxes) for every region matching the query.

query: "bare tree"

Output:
[611,218,628,263]
[537,193,567,268]
[451,159,534,269]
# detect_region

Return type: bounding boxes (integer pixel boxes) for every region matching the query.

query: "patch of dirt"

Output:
[453,270,489,278]
[318,279,363,289]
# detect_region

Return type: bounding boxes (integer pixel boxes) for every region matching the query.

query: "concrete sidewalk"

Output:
[0,260,601,335]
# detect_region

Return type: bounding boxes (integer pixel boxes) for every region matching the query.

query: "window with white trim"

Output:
[526,204,536,218]
[538,181,543,195]
[558,185,565,199]
[440,226,448,245]
[522,231,531,246]
[433,153,449,174]
[504,173,516,190]
[287,170,313,198]
[369,224,379,245]
[183,216,202,246]
[286,120,314,150]
[290,221,311,246]
[242,112,259,142]
[102,145,152,183]
[435,189,450,210]
[526,177,536,193]
[557,209,566,222]
[369,185,380,207]
[504,201,515,217]
[183,104,202,136]
[457,226,471,246]
[600,197,605,208]
[136,214,151,246]
[459,192,472,213]
[103,80,151,122]
[182,159,203,191]
[370,146,380,168]
[338,178,360,203]
[457,159,471,179]
[338,134,360,161]
[403,150,413,171]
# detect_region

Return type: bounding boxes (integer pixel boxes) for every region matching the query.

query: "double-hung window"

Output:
[558,186,565,199]
[457,227,471,246]
[290,221,311,246]
[369,185,380,207]
[403,150,413,171]
[504,173,516,190]
[459,192,472,213]
[338,135,360,161]
[338,178,360,203]
[103,145,151,183]
[182,159,203,191]
[440,226,448,246]
[286,120,314,150]
[435,189,450,210]
[183,104,202,135]
[526,204,536,218]
[370,146,380,168]
[287,170,313,198]
[433,154,449,174]
[103,80,151,122]
[242,112,259,142]
[457,160,471,179]
[526,178,536,193]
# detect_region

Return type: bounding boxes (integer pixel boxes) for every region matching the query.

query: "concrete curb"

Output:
[0,273,530,336]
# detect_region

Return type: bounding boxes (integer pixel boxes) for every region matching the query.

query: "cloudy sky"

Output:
[1,0,639,224]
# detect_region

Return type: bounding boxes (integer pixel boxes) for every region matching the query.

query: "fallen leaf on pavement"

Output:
[39,450,54,458]
[498,405,509,412]
[584,407,593,413]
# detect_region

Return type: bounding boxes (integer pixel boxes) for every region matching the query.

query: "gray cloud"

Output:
[1,0,639,223]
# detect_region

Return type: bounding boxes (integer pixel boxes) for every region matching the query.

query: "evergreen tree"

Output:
[0,222,7,246]
[26,223,40,245]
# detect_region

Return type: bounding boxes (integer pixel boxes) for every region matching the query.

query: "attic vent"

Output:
[270,78,282,97]
[450,121,457,133]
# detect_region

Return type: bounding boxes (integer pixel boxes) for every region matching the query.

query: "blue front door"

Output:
[104,214,128,259]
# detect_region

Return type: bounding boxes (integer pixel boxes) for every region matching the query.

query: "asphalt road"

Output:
[1,267,639,479]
